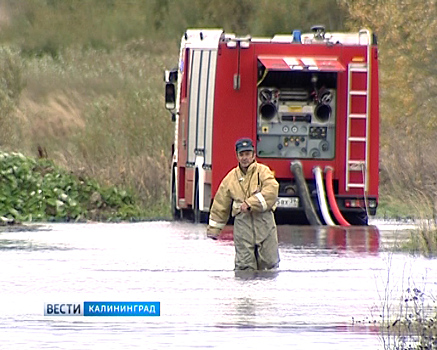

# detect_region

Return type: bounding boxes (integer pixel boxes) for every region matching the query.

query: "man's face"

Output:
[237,150,255,169]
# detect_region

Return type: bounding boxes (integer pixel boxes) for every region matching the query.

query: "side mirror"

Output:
[165,83,176,110]
[164,69,178,83]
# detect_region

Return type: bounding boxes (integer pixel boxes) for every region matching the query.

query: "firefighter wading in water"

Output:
[206,138,280,270]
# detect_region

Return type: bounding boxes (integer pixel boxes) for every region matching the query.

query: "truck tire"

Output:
[343,211,368,226]
[171,171,181,220]
[193,183,200,223]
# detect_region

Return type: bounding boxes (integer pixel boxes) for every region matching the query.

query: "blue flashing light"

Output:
[292,30,302,43]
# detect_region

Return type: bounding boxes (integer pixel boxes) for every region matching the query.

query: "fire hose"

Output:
[325,166,350,226]
[313,166,335,226]
[290,161,321,225]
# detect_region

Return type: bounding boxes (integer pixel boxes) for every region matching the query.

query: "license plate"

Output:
[276,197,299,208]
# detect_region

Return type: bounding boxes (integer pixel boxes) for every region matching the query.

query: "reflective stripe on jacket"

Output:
[208,161,279,229]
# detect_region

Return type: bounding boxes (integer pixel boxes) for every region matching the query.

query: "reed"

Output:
[380,287,437,350]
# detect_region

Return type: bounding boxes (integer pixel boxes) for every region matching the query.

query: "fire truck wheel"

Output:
[171,177,181,221]
[343,211,369,226]
[193,183,208,223]
[193,184,200,223]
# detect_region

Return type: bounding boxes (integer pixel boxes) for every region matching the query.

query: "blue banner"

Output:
[84,301,160,316]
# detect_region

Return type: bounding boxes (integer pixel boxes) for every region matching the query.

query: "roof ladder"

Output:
[345,31,372,191]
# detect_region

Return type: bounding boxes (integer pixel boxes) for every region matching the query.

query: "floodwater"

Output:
[0,220,436,350]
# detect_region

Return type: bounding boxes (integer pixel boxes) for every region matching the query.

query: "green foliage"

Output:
[401,224,437,258]
[0,151,147,222]
[338,0,437,211]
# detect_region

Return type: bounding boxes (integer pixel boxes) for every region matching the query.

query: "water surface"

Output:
[0,220,435,349]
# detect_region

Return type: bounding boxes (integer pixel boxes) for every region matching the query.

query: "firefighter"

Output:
[206,138,280,270]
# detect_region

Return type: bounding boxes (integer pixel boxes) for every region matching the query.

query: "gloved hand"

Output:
[206,226,221,240]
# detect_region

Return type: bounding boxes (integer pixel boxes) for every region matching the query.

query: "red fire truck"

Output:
[165,26,379,225]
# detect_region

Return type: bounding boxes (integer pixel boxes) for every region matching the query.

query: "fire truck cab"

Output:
[165,26,379,225]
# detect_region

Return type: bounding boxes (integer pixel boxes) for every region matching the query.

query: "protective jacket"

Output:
[208,161,279,229]
[207,161,280,270]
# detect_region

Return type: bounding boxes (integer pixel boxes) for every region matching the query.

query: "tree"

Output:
[339,0,437,205]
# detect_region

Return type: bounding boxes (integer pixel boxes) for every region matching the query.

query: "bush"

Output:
[0,151,147,223]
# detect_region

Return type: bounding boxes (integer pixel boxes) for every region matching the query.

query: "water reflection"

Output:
[234,269,279,280]
[218,224,380,255]
[0,224,55,251]
[0,238,72,251]
[233,297,257,326]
